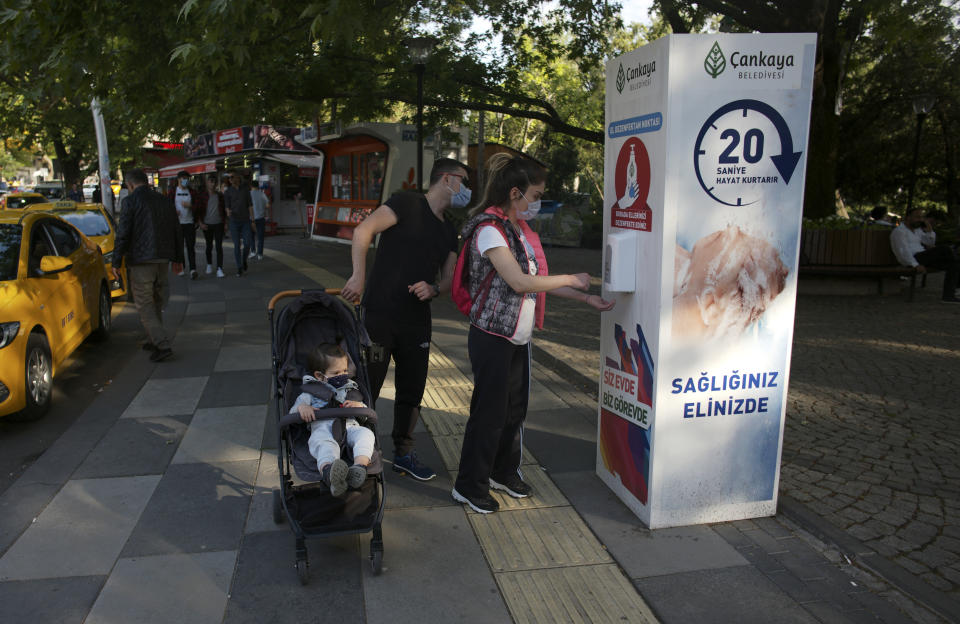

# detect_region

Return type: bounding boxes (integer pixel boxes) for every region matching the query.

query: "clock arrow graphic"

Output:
[694,99,803,198]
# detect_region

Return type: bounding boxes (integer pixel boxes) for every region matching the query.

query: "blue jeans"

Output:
[228,219,253,271]
[254,217,266,255]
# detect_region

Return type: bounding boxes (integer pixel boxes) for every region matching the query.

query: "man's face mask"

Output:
[179,178,189,188]
[448,175,472,208]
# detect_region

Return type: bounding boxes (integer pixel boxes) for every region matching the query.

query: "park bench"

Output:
[798,228,926,301]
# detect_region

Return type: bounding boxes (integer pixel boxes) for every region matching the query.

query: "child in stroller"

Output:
[290,343,375,496]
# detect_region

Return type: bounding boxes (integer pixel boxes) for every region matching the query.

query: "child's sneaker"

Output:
[322,459,349,497]
[346,464,367,489]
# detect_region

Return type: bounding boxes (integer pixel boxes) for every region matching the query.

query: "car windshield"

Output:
[0,224,23,281]
[57,211,111,237]
[6,195,47,209]
[36,187,64,199]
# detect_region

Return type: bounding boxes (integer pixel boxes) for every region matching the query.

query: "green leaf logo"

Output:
[704,42,726,79]
[616,63,626,93]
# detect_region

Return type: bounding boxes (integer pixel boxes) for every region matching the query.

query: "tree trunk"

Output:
[52,133,82,186]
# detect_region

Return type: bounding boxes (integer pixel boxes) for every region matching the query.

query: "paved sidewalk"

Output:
[0,234,950,623]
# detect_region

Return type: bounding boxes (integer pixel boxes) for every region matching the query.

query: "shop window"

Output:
[330,150,386,203]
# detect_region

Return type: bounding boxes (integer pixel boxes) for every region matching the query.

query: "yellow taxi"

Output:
[1,192,48,210]
[27,201,127,299]
[0,210,112,420]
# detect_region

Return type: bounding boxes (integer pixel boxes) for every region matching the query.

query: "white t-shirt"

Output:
[476,223,537,345]
[174,187,193,224]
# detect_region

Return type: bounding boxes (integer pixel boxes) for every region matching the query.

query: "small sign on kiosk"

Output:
[598,33,817,528]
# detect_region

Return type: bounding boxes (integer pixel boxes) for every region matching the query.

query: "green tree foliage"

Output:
[837,0,960,220]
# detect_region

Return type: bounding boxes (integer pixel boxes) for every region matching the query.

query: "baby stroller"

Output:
[268,289,385,584]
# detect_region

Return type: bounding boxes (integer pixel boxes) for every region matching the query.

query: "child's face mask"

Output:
[324,374,351,388]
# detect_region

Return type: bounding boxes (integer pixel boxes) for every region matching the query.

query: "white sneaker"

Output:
[205,264,212,274]
[257,254,263,260]
[216,268,225,278]
[176,270,185,276]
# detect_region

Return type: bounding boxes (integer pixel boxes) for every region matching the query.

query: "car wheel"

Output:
[10,333,53,421]
[92,283,111,341]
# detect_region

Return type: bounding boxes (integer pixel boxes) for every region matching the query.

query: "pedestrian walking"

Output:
[199,174,226,277]
[112,168,184,362]
[168,171,201,279]
[451,153,614,513]
[250,180,271,260]
[341,158,469,482]
[224,173,254,276]
[67,181,84,202]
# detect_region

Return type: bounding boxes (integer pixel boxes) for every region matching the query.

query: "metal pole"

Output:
[90,97,114,214]
[416,63,424,193]
[906,112,927,214]
[477,111,485,190]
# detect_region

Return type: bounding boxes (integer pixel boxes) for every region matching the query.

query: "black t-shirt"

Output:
[362,192,457,324]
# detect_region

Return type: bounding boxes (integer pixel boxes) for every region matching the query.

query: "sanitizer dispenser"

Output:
[603,230,638,292]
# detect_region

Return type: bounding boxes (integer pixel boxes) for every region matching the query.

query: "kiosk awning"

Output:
[262,152,325,171]
[158,158,220,178]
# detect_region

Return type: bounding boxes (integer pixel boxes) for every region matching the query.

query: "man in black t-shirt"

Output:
[342,158,472,481]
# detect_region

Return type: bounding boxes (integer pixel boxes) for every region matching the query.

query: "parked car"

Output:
[1,192,48,210]
[0,210,112,420]
[32,181,66,200]
[83,183,97,201]
[27,201,127,299]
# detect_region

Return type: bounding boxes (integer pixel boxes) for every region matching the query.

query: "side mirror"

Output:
[39,255,73,274]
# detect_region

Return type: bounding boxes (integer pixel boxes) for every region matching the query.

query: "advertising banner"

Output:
[215,127,253,154]
[598,33,816,528]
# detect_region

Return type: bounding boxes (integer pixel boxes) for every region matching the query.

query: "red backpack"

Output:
[451,219,506,316]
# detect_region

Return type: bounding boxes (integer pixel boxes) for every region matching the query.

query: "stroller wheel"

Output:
[296,558,309,585]
[272,490,285,524]
[370,539,384,576]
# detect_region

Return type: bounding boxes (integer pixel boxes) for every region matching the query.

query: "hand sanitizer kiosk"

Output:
[597,33,816,528]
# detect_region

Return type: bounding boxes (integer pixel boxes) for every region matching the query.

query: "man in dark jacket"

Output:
[113,169,184,361]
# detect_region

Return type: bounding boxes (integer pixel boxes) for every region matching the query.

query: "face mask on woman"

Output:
[449,178,472,209]
[179,178,189,188]
[518,191,541,220]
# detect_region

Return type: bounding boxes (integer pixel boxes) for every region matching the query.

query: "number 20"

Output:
[719,128,764,164]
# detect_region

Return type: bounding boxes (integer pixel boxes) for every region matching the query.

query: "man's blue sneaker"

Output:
[392,452,436,481]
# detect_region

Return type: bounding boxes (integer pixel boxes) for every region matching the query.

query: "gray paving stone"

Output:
[0,576,106,624]
[0,476,160,579]
[0,482,61,555]
[198,370,272,408]
[149,348,219,378]
[73,415,191,479]
[551,471,747,578]
[227,308,268,325]
[523,406,600,474]
[381,432,456,510]
[122,376,209,418]
[85,551,236,624]
[634,566,819,624]
[186,300,226,315]
[122,460,258,556]
[172,405,267,464]
[222,322,271,346]
[214,344,271,371]
[360,506,512,623]
[223,532,363,623]
[245,450,284,535]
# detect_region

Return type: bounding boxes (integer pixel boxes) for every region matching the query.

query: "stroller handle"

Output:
[268,288,350,311]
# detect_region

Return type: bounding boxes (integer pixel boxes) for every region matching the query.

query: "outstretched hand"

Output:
[585,294,616,312]
[569,272,590,290]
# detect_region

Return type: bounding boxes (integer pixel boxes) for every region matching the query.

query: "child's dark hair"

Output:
[307,343,348,375]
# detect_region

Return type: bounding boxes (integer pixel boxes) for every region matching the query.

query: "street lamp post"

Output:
[405,37,434,192]
[907,94,936,214]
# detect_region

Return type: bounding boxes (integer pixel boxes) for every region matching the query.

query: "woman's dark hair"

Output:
[469,153,546,216]
[307,343,348,375]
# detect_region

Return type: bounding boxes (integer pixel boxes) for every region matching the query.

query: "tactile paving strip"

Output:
[434,435,537,472]
[447,467,569,512]
[421,385,473,410]
[497,564,659,624]
[424,368,473,387]
[468,507,612,572]
[420,409,469,436]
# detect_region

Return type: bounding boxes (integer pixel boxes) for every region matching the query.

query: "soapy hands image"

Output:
[673,225,788,340]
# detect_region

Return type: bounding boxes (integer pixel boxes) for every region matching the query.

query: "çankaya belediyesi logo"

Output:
[616,59,656,94]
[705,41,796,79]
[705,42,726,78]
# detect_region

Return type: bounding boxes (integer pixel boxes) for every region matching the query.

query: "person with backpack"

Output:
[341,158,470,482]
[451,153,614,514]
